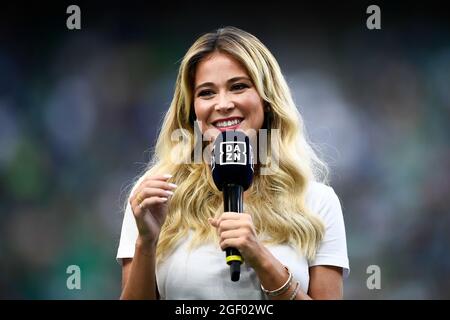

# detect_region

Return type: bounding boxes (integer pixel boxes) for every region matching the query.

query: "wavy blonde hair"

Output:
[133,27,329,263]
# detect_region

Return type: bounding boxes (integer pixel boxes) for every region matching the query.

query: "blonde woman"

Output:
[117,27,349,300]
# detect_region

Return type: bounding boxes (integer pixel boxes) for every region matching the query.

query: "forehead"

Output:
[195,52,249,83]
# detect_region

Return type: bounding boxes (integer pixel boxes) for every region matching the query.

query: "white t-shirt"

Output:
[116,181,349,299]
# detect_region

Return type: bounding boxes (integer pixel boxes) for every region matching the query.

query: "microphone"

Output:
[211,130,254,281]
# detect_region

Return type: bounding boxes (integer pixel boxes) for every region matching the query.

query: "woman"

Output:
[117,27,349,300]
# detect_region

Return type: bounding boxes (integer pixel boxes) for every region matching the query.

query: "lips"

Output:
[212,117,243,129]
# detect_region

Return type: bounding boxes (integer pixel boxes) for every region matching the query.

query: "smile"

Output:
[213,118,243,128]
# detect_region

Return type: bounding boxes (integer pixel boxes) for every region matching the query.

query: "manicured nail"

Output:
[160,197,168,202]
[163,174,173,179]
[165,190,174,196]
[168,183,178,188]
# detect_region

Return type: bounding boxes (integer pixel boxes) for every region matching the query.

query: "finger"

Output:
[133,173,175,195]
[139,197,168,211]
[220,238,243,251]
[143,173,173,182]
[216,212,243,226]
[219,229,244,242]
[131,181,177,204]
[140,180,178,192]
[208,218,218,228]
[140,187,174,200]
[221,212,242,219]
[140,175,175,189]
[131,195,168,217]
[130,188,168,208]
[217,220,243,234]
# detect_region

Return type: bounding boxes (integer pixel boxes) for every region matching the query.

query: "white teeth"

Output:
[215,119,242,128]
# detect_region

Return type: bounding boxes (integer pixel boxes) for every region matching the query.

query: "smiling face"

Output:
[193,52,265,139]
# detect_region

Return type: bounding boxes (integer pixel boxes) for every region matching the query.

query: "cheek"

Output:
[242,95,264,124]
[193,101,209,122]
[193,100,217,136]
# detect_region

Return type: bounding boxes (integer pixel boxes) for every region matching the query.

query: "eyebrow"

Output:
[194,76,251,93]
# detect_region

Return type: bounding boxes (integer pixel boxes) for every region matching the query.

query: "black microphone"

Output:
[211,130,254,281]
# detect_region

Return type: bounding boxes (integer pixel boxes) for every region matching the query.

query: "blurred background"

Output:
[0,0,449,299]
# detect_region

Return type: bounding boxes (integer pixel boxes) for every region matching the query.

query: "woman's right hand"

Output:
[129,174,177,247]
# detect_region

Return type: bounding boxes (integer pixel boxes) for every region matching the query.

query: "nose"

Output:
[214,93,235,112]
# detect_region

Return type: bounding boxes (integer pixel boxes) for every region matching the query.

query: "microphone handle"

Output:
[223,184,244,282]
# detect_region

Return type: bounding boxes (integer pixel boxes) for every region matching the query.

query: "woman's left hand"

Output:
[208,212,266,269]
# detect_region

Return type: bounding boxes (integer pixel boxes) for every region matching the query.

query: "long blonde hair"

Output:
[133,27,328,263]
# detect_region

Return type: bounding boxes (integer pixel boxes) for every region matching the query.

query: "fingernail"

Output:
[160,197,168,202]
[165,190,174,196]
[163,174,173,179]
[168,183,178,188]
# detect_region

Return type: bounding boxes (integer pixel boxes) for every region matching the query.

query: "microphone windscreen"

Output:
[211,130,254,191]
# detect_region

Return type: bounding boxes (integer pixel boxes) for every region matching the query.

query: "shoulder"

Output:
[305,181,340,209]
[306,181,349,276]
[304,181,343,222]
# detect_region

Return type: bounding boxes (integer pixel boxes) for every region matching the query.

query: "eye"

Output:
[198,89,215,97]
[231,83,249,91]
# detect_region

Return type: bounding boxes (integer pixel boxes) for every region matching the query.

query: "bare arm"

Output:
[120,239,159,300]
[308,265,343,299]
[120,174,176,299]
[254,246,343,300]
